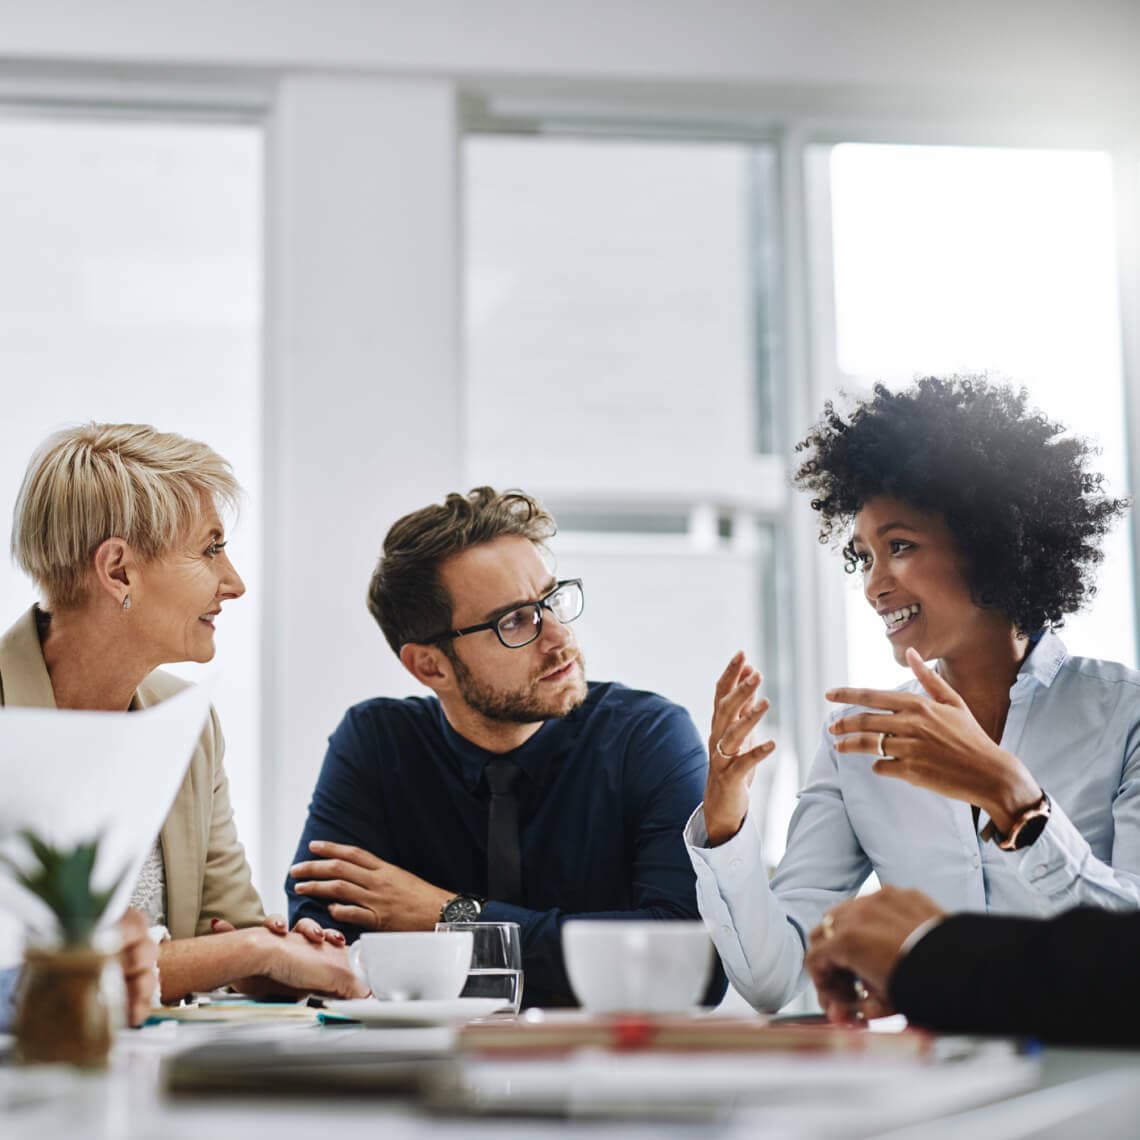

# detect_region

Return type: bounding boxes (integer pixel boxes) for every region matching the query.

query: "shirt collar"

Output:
[1012,627,1068,692]
[436,704,565,794]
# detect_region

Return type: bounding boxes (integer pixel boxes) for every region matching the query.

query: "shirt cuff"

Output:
[1012,801,1089,899]
[898,915,943,960]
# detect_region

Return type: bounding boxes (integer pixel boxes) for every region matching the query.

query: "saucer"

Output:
[320,997,511,1026]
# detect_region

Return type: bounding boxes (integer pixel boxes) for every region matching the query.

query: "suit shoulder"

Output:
[335,693,441,736]
[584,680,688,720]
[579,682,701,751]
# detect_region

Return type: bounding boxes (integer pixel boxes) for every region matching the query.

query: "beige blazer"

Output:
[0,607,265,939]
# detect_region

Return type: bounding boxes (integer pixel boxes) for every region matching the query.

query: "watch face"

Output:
[442,896,482,923]
[1012,813,1050,850]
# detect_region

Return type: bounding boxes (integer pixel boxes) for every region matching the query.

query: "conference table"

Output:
[3,1009,1140,1140]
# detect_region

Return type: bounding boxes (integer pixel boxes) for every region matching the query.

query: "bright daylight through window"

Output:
[824,143,1133,690]
[0,117,265,894]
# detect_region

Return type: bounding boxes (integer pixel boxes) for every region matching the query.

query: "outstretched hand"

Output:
[703,651,776,847]
[826,647,1040,834]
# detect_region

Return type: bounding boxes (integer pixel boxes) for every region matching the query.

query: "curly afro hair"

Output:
[793,376,1128,634]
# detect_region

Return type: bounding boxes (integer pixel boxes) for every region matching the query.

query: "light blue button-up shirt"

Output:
[685,631,1140,1010]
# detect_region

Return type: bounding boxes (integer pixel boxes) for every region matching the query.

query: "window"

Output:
[815,143,1133,689]
[464,134,795,865]
[0,115,265,889]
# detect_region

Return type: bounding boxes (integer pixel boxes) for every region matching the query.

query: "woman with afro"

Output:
[685,376,1140,1012]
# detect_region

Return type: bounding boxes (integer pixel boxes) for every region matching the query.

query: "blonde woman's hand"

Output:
[210,913,347,948]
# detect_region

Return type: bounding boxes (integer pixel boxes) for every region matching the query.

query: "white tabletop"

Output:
[3,1019,1140,1140]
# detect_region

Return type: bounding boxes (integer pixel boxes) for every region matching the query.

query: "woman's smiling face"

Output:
[851,496,1009,667]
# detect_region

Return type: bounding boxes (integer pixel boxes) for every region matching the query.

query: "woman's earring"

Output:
[122,594,132,612]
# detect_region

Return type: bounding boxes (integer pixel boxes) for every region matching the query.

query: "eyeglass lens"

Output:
[496,582,583,647]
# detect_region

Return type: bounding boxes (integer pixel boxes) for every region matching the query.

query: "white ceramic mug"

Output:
[562,920,712,1012]
[349,930,473,1001]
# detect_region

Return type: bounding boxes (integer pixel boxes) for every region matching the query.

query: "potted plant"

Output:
[1,831,127,1067]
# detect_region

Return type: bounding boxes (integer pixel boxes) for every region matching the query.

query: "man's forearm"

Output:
[890,909,1140,1044]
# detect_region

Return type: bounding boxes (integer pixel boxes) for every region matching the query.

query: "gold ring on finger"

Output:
[714,737,737,761]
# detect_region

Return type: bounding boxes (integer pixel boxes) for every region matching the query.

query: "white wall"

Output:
[260,76,461,905]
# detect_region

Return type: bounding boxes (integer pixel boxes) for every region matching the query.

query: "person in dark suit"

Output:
[805,885,1140,1045]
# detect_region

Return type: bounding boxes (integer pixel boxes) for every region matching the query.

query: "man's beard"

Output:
[447,649,588,725]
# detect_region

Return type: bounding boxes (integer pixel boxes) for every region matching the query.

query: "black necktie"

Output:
[485,756,523,904]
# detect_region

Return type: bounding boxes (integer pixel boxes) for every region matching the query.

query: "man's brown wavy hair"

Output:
[367,487,556,654]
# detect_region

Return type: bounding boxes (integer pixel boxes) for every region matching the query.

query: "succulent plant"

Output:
[0,831,127,947]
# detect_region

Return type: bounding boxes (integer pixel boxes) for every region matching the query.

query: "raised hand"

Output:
[826,647,1041,835]
[703,651,776,847]
[290,841,452,931]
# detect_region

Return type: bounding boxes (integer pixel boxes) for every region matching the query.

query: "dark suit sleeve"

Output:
[890,907,1140,1045]
[483,703,727,1007]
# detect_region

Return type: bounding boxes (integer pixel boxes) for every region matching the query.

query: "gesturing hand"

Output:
[703,651,776,847]
[826,647,1041,835]
[290,841,453,932]
[805,887,944,1025]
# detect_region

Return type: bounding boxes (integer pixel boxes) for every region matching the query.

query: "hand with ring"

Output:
[703,651,776,847]
[825,648,1042,835]
[805,888,945,1025]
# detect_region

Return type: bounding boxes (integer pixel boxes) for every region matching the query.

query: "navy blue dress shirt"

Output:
[287,680,726,1007]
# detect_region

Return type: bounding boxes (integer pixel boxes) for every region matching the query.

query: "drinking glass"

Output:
[434,921,523,1013]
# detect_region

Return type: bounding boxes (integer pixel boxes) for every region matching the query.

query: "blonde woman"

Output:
[0,423,365,1002]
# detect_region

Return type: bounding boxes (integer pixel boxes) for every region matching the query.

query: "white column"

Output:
[260,75,462,907]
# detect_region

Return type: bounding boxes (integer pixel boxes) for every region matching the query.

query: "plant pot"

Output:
[13,944,118,1068]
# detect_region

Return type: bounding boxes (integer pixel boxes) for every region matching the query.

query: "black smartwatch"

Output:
[439,894,485,923]
[982,791,1052,851]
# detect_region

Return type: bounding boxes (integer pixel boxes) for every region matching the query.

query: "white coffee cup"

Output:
[562,920,712,1012]
[349,931,473,1001]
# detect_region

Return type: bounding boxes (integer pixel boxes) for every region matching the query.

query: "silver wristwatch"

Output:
[439,894,484,923]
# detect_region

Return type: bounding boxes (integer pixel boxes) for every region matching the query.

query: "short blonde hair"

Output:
[11,422,241,610]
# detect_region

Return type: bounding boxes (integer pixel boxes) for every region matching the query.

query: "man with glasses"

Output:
[287,487,723,1007]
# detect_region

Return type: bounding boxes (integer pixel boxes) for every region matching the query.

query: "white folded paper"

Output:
[0,682,211,960]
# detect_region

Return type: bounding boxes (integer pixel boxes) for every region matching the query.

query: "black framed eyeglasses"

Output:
[433,578,584,650]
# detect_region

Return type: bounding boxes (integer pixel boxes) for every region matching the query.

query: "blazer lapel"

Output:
[0,607,59,709]
[135,679,204,940]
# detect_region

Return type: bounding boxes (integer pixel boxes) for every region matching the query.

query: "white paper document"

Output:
[0,683,211,956]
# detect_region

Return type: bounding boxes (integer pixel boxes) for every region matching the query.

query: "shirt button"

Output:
[730,857,744,871]
[971,855,979,869]
[721,925,732,935]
